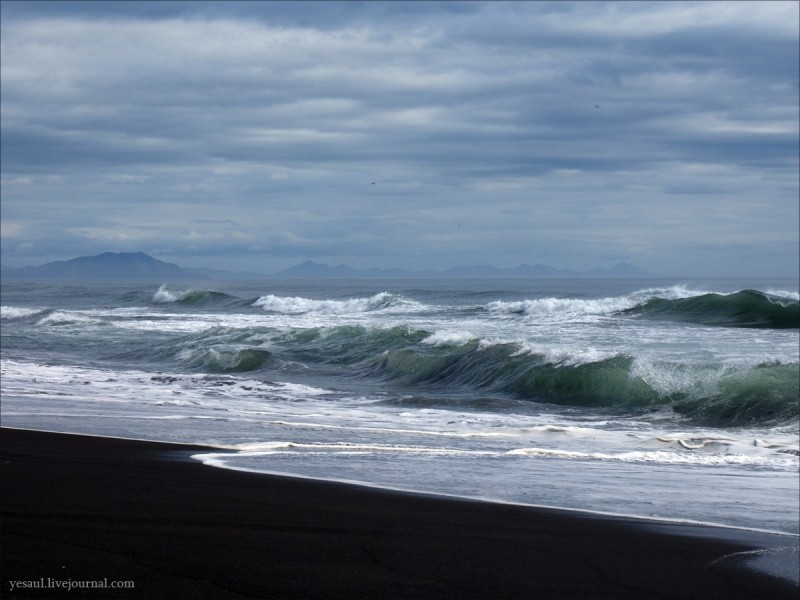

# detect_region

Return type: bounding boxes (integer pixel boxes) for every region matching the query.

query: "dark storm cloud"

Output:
[1,1,797,276]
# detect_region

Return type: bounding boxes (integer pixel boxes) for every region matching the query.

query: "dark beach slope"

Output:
[1,428,797,600]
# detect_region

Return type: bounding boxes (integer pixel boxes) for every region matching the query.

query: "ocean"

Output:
[1,277,798,535]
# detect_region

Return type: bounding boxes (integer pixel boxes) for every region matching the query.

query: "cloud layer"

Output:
[1,1,798,276]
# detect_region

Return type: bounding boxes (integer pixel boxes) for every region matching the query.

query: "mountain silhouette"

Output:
[2,253,652,281]
[1,252,207,282]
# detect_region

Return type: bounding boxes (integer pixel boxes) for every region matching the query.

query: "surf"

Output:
[251,291,416,315]
[622,290,799,329]
[152,285,243,307]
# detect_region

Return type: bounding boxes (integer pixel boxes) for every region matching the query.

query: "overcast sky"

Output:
[1,1,798,276]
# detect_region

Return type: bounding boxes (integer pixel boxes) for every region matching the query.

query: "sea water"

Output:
[1,277,798,534]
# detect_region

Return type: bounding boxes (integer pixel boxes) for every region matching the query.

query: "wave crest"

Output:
[252,291,407,315]
[486,286,701,318]
[361,338,798,426]
[623,290,799,329]
[487,287,799,329]
[152,285,237,306]
[1,306,43,319]
[177,347,273,372]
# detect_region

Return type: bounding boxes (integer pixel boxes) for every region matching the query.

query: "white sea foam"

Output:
[509,340,620,366]
[152,285,193,303]
[421,330,476,346]
[486,286,709,318]
[506,447,797,466]
[219,441,497,456]
[236,419,520,439]
[36,311,101,326]
[487,297,634,316]
[253,292,402,315]
[630,357,723,398]
[0,305,41,319]
[153,285,234,304]
[766,289,800,301]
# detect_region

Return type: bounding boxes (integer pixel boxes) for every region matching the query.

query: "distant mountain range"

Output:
[1,252,652,282]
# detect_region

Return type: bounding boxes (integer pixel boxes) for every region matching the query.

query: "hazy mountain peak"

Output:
[2,252,653,281]
[1,252,207,282]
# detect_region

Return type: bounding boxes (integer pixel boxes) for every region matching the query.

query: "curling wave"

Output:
[363,340,798,425]
[152,285,241,307]
[487,287,799,329]
[622,290,799,329]
[117,320,799,426]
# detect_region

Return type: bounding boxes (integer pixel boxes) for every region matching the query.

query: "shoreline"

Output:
[2,427,798,599]
[7,425,798,537]
[195,456,800,538]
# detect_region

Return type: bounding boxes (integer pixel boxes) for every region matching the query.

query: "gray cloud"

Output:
[1,1,797,276]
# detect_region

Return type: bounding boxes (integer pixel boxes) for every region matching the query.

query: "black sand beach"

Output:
[1,427,797,599]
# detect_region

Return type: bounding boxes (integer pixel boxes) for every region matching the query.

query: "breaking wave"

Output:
[152,285,241,307]
[252,291,413,315]
[7,284,796,427]
[363,340,798,426]
[132,322,798,427]
[1,306,44,319]
[622,290,799,329]
[141,286,799,330]
[485,286,698,317]
[178,347,273,372]
[487,287,798,329]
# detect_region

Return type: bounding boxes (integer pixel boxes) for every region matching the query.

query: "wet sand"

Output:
[1,427,797,599]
